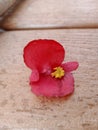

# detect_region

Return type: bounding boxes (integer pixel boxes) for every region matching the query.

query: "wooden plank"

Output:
[0,29,98,129]
[1,0,98,30]
[0,0,16,16]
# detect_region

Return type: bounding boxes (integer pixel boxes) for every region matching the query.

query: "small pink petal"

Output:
[30,69,39,82]
[62,61,79,72]
[60,73,74,96]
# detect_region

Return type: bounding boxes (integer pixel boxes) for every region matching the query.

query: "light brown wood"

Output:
[0,29,98,129]
[0,0,16,16]
[1,0,98,29]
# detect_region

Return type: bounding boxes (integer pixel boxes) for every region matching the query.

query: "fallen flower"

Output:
[23,39,79,97]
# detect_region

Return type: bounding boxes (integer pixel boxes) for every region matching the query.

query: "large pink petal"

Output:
[62,61,79,72]
[30,73,74,97]
[23,39,65,71]
[30,75,60,97]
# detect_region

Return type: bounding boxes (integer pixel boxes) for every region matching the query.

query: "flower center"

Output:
[51,67,65,79]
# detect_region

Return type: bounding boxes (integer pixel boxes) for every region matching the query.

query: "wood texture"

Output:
[1,0,98,29]
[0,29,98,130]
[0,0,16,16]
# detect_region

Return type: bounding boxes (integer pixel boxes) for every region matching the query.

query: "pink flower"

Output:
[23,39,79,97]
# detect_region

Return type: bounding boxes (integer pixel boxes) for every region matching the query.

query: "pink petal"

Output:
[30,69,39,82]
[30,73,74,97]
[23,39,65,71]
[60,73,74,96]
[30,75,60,97]
[62,61,79,72]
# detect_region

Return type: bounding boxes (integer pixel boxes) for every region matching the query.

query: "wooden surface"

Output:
[1,0,98,29]
[0,29,98,130]
[0,0,98,129]
[0,0,16,16]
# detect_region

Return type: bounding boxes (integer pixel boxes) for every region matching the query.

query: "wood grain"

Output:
[0,0,16,16]
[0,29,98,130]
[1,0,98,30]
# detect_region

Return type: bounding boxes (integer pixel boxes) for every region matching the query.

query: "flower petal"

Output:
[62,61,79,72]
[23,39,65,71]
[30,72,74,97]
[30,69,39,82]
[30,75,60,97]
[60,73,74,96]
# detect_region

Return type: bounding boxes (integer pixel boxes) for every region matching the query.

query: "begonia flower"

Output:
[23,39,79,97]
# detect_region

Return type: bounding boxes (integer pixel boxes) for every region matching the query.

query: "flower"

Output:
[23,39,79,97]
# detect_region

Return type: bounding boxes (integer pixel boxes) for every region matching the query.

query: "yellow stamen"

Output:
[51,67,65,79]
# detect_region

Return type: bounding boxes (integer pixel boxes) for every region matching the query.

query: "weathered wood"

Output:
[1,0,98,29]
[0,29,98,129]
[0,0,16,16]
